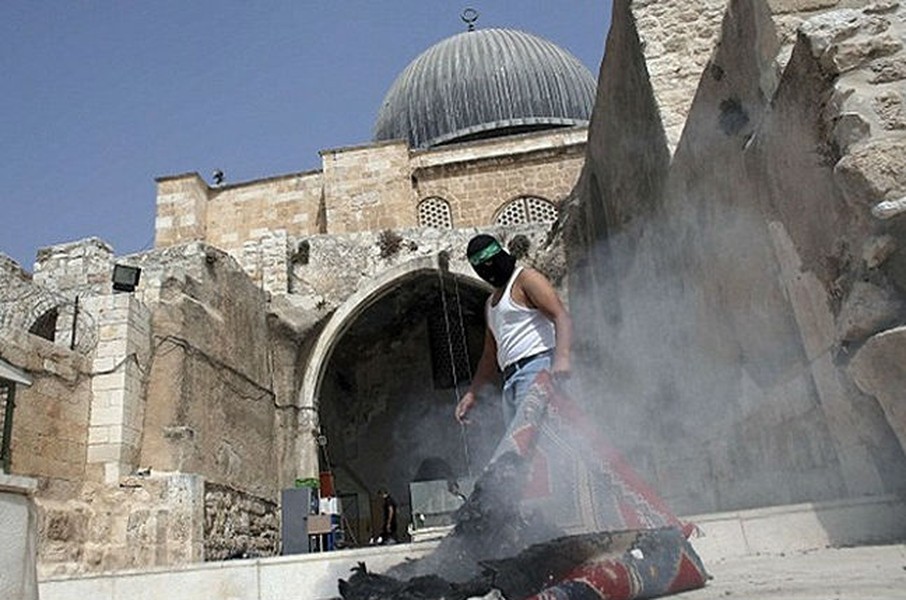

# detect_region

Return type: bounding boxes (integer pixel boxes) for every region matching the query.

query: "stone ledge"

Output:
[688,494,906,560]
[0,473,38,495]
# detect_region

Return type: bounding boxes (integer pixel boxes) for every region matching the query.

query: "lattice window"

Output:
[0,385,7,440]
[494,196,558,226]
[0,383,9,471]
[418,197,453,229]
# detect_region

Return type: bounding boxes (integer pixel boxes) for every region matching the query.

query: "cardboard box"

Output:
[307,514,333,535]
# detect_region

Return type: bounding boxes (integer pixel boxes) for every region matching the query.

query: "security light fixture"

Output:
[112,264,142,293]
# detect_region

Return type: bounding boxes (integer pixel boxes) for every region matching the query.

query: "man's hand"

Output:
[551,356,571,382]
[455,390,477,424]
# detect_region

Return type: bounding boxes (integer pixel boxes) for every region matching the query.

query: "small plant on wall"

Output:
[378,229,404,259]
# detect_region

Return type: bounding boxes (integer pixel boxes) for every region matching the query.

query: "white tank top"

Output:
[487,267,557,370]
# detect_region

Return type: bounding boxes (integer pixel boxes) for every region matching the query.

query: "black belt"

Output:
[503,349,554,381]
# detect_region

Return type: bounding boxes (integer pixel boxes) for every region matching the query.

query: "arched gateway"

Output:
[296,255,504,542]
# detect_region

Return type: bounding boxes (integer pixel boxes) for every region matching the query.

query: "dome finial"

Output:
[461,8,479,31]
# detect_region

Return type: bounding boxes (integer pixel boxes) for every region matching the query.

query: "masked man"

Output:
[455,234,572,426]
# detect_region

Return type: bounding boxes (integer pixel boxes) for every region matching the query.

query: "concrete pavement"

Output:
[677,543,906,599]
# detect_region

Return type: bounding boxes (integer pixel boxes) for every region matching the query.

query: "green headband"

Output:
[468,241,503,265]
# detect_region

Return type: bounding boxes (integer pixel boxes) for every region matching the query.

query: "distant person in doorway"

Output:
[455,234,572,427]
[377,488,398,544]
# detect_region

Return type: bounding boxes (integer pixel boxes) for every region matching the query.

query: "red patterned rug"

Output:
[494,370,695,538]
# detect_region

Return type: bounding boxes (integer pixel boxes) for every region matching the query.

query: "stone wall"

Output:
[322,141,414,233]
[204,172,323,251]
[203,482,278,560]
[33,238,115,297]
[635,0,876,149]
[0,331,91,482]
[290,224,561,312]
[82,294,152,484]
[0,239,311,575]
[152,128,586,293]
[412,139,585,227]
[154,173,209,248]
[564,0,906,515]
[0,243,104,354]
[35,474,205,578]
[138,247,284,499]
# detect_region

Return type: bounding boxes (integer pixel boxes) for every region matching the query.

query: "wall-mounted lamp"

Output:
[112,264,142,293]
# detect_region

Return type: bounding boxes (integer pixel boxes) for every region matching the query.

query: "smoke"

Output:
[561,159,874,513]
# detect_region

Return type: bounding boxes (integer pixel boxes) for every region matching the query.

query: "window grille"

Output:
[418,197,453,229]
[494,196,558,226]
[0,385,8,441]
[0,383,10,471]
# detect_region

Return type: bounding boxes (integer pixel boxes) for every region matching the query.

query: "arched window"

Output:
[494,195,558,226]
[417,197,453,229]
[29,307,59,342]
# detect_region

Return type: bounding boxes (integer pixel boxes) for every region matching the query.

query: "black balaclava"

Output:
[467,234,516,288]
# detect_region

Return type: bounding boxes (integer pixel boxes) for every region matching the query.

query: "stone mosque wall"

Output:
[154,128,586,292]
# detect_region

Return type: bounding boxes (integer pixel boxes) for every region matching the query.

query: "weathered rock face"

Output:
[565,0,906,514]
[635,0,881,148]
[849,326,906,455]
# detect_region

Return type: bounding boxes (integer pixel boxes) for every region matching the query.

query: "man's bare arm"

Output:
[520,268,572,377]
[455,327,498,423]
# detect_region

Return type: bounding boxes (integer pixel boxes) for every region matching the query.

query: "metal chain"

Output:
[437,253,472,478]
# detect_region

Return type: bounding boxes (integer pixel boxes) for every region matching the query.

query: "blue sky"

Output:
[1,2,611,270]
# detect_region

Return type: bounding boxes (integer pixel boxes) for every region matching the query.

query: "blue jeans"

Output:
[501,353,552,425]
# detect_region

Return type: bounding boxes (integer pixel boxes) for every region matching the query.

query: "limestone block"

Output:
[849,326,906,452]
[86,444,121,463]
[833,112,872,150]
[873,89,906,129]
[869,55,906,82]
[91,372,126,393]
[836,280,902,340]
[769,0,844,12]
[835,139,906,206]
[87,426,111,445]
[801,8,901,73]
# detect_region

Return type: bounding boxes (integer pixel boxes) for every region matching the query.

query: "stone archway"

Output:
[298,256,487,415]
[295,255,501,543]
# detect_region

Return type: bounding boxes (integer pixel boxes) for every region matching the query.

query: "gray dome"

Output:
[374,28,597,149]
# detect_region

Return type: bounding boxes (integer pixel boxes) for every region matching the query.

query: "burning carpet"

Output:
[337,372,708,599]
